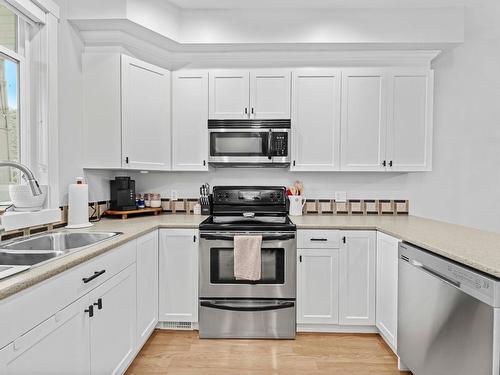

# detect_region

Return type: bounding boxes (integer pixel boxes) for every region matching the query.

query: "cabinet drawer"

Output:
[0,240,136,349]
[297,230,340,249]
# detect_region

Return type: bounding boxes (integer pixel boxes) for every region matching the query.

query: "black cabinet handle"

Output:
[93,298,103,310]
[203,160,206,166]
[82,270,106,284]
[310,238,328,242]
[389,160,393,167]
[85,305,94,318]
[293,160,296,167]
[342,236,346,244]
[251,107,254,115]
[125,157,129,164]
[382,160,386,167]
[299,255,302,263]
[244,107,248,115]
[193,235,197,243]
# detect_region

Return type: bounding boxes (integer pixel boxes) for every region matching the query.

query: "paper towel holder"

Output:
[66,177,93,229]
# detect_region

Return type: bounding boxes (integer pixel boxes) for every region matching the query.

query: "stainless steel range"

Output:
[198,186,296,339]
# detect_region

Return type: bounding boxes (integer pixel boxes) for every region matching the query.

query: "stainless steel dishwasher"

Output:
[398,242,500,375]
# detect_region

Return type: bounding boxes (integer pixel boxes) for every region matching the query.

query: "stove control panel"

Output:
[213,187,286,205]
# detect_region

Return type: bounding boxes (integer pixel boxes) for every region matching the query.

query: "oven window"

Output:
[210,247,285,284]
[210,132,268,156]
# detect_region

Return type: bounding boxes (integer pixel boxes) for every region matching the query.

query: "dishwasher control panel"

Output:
[447,265,490,290]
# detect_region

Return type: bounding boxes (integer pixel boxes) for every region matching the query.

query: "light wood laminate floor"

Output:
[126,330,410,375]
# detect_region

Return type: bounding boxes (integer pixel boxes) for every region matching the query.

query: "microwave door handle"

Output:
[267,129,272,160]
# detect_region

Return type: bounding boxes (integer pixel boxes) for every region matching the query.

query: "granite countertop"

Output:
[1,213,500,301]
[0,214,207,301]
[292,215,500,279]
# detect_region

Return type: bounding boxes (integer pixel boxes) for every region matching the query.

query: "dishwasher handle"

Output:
[402,256,461,289]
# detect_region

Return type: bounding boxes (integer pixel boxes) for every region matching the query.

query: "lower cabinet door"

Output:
[297,248,339,325]
[136,231,159,347]
[339,231,376,325]
[0,296,91,375]
[89,264,137,375]
[376,232,400,351]
[159,229,198,323]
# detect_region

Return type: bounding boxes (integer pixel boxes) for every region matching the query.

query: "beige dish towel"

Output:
[234,235,262,281]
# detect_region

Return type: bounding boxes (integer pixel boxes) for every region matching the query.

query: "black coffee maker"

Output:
[110,177,137,211]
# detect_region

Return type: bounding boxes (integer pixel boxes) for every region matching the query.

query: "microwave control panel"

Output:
[270,133,288,157]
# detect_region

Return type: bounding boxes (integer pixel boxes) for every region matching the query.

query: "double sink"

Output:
[0,231,122,280]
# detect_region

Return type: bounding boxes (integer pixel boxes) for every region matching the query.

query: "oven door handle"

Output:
[200,234,295,241]
[200,301,294,312]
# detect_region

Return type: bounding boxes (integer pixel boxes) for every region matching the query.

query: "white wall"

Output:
[56,0,114,205]
[127,170,411,201]
[407,0,500,232]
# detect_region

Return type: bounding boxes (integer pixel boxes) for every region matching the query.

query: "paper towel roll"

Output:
[66,183,93,229]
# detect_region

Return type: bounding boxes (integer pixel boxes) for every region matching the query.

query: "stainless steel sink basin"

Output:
[0,231,122,279]
[0,231,121,252]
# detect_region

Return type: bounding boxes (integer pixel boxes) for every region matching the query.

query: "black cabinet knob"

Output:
[93,298,103,310]
[85,305,94,318]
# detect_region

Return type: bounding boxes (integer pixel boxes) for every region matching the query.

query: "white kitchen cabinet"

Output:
[386,70,434,172]
[209,70,291,119]
[209,70,249,119]
[340,70,388,171]
[83,53,171,170]
[89,264,137,375]
[376,232,400,352]
[291,69,341,171]
[136,231,159,348]
[297,248,339,325]
[0,296,90,375]
[82,52,122,169]
[159,229,198,323]
[172,70,209,171]
[122,55,171,170]
[339,231,376,325]
[250,70,291,119]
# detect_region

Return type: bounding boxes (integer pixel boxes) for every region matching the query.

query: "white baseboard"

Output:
[398,357,410,371]
[297,324,378,333]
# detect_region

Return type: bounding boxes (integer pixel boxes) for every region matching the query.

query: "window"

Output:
[0,3,19,203]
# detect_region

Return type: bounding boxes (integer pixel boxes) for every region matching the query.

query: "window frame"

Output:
[0,0,60,208]
[0,6,28,205]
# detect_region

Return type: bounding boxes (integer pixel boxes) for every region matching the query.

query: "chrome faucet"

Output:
[0,161,42,196]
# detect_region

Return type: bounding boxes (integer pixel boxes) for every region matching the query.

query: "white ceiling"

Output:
[166,0,467,10]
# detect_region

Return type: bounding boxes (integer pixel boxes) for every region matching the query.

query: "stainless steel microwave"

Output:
[208,119,291,168]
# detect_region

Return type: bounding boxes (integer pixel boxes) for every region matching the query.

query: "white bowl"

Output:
[9,184,48,211]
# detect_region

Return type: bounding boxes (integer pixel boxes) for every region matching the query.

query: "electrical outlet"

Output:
[335,191,347,203]
[171,190,178,201]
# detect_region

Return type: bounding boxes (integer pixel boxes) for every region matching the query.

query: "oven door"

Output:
[199,232,296,299]
[208,129,290,165]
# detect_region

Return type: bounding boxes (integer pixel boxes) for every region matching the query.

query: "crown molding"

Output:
[75,25,442,70]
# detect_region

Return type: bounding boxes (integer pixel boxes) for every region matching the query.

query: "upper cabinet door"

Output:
[341,70,388,171]
[172,71,209,171]
[121,55,171,171]
[249,70,291,119]
[291,69,341,171]
[209,70,250,119]
[386,70,434,172]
